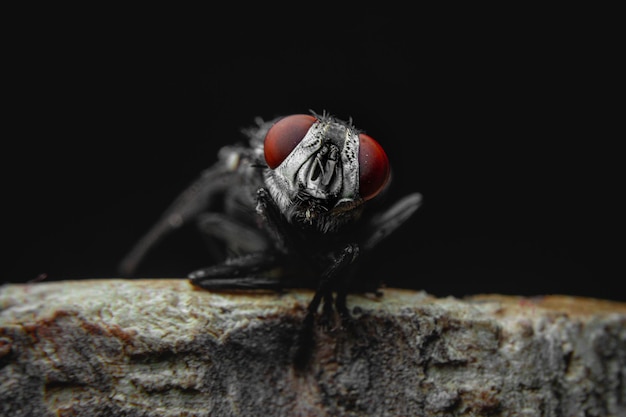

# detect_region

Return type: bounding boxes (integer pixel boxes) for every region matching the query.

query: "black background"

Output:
[4,7,622,301]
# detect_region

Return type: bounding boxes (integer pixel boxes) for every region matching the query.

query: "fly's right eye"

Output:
[264,114,317,169]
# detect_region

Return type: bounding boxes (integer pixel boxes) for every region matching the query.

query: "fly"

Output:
[119,111,422,326]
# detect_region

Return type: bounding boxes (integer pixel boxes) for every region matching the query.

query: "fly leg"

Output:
[255,188,292,253]
[361,192,422,251]
[188,252,283,290]
[118,154,247,277]
[318,243,360,324]
[293,243,359,370]
[195,212,270,261]
[335,290,352,321]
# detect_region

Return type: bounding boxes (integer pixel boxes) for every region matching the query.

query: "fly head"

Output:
[263,112,391,233]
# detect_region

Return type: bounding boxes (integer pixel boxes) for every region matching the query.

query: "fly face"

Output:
[263,113,391,233]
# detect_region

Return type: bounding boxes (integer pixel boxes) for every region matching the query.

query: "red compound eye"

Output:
[264,114,317,169]
[358,133,390,200]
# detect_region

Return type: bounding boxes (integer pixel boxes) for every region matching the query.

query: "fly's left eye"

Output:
[264,114,317,169]
[358,133,390,200]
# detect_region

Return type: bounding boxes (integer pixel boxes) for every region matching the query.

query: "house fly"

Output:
[119,111,422,325]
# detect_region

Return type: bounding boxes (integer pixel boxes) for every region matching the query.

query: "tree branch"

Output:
[1,279,625,416]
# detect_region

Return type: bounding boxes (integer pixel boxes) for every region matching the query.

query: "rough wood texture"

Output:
[0,280,624,417]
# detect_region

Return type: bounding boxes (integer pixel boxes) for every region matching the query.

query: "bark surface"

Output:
[0,279,625,417]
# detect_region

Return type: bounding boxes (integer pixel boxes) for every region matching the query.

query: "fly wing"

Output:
[118,161,241,276]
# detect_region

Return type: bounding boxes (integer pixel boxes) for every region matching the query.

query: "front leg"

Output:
[304,243,360,324]
[293,243,359,369]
